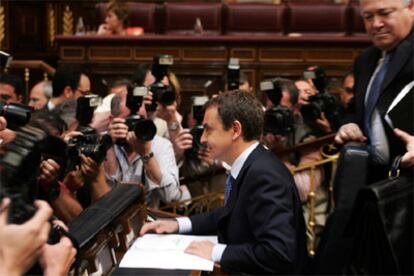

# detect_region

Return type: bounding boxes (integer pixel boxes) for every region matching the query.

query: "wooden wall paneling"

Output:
[230,47,256,62]
[10,2,45,52]
[259,47,304,63]
[88,46,133,60]
[135,47,181,61]
[182,47,227,62]
[46,3,58,49]
[60,46,85,60]
[306,48,354,63]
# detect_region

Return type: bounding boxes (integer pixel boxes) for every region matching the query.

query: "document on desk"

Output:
[119,234,218,271]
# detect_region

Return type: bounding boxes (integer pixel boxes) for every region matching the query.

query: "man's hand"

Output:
[40,221,77,276]
[198,147,215,165]
[39,159,61,191]
[80,154,99,181]
[108,118,128,142]
[0,199,52,276]
[139,220,179,236]
[127,131,152,156]
[315,112,333,134]
[0,116,6,131]
[394,128,414,168]
[184,240,214,261]
[335,123,367,144]
[261,133,287,152]
[173,129,193,160]
[156,101,179,123]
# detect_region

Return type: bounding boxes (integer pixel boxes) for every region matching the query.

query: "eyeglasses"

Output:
[76,88,91,95]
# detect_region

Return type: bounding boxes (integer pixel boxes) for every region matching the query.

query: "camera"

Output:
[0,51,12,71]
[263,106,294,136]
[186,96,209,158]
[67,133,113,172]
[260,78,283,106]
[124,85,157,142]
[304,65,327,93]
[0,126,47,224]
[147,55,175,112]
[0,102,33,130]
[300,92,340,124]
[227,58,240,91]
[76,94,102,134]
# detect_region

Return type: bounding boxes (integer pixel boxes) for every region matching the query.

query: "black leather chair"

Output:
[312,142,369,274]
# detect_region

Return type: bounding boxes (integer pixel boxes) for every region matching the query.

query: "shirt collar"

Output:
[47,100,55,110]
[230,142,259,179]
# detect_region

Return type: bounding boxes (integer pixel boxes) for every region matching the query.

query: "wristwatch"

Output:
[168,122,180,131]
[142,152,154,163]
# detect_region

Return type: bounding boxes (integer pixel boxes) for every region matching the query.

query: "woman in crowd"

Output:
[97,1,128,36]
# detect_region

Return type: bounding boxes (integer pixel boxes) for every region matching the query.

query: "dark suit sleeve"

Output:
[189,207,224,235]
[220,166,298,274]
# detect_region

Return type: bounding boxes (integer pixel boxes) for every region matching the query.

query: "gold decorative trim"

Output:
[62,5,73,35]
[0,4,5,47]
[47,4,56,46]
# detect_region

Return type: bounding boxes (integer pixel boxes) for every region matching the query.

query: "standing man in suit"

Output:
[140,90,307,274]
[335,0,414,178]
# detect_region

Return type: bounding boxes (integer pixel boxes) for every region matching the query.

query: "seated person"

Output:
[97,1,128,36]
[105,91,190,208]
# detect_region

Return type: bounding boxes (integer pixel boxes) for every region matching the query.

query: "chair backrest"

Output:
[163,2,223,35]
[224,3,285,35]
[286,3,351,36]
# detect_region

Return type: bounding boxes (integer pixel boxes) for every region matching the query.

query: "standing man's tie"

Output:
[364,52,393,140]
[224,174,235,205]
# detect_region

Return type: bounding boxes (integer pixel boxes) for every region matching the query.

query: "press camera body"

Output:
[263,106,294,136]
[186,95,209,157]
[125,85,156,142]
[260,78,283,106]
[301,65,340,127]
[0,102,33,130]
[147,55,175,112]
[227,58,240,91]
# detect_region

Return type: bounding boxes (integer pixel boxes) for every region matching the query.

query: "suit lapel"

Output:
[218,145,265,221]
[381,31,414,94]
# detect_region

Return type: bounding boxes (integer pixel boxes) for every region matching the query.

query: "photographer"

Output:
[0,198,76,276]
[105,90,190,208]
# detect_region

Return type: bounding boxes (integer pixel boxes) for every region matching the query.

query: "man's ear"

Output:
[232,120,242,140]
[63,86,74,99]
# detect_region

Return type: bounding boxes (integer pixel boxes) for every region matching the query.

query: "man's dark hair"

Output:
[0,73,24,97]
[52,64,82,98]
[278,77,299,106]
[109,78,131,91]
[205,90,264,141]
[131,64,151,86]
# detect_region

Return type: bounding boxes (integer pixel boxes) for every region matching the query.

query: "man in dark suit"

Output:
[140,90,307,274]
[335,0,414,177]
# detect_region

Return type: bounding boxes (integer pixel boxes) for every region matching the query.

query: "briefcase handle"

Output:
[388,155,403,178]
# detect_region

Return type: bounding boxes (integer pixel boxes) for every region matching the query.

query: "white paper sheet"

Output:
[119,234,218,271]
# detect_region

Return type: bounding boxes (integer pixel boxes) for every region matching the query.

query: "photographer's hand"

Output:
[39,159,61,192]
[0,199,52,276]
[0,116,6,131]
[315,112,333,134]
[79,154,99,181]
[156,101,179,124]
[40,221,77,276]
[108,117,128,142]
[173,129,193,162]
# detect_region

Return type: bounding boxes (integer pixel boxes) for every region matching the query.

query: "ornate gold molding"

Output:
[62,5,73,35]
[47,4,56,46]
[0,4,5,48]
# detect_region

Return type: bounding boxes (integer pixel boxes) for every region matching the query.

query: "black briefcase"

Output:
[347,159,413,275]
